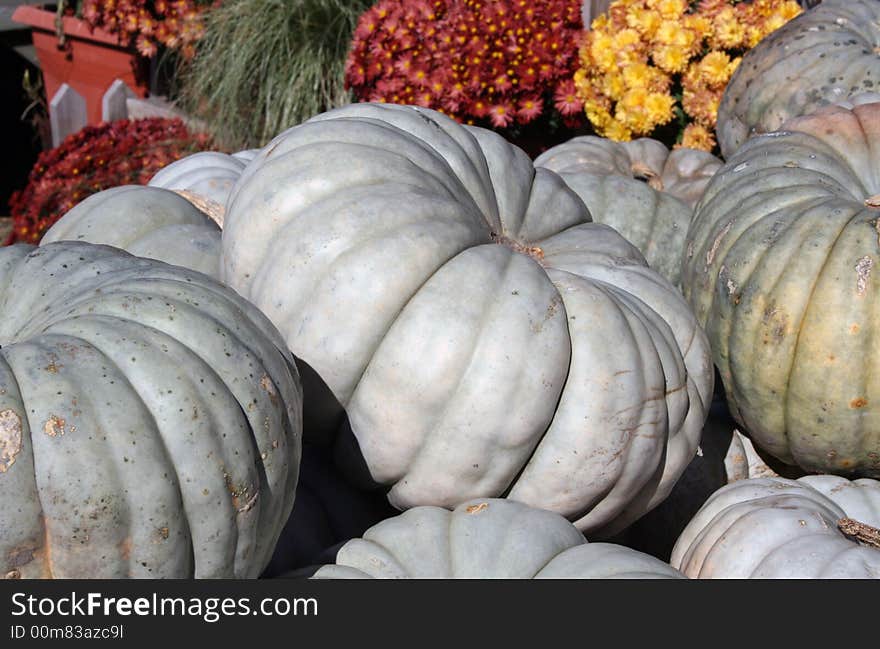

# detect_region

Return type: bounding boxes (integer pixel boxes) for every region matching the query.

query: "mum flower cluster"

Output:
[574,0,802,150]
[77,0,218,59]
[7,118,212,244]
[346,0,585,129]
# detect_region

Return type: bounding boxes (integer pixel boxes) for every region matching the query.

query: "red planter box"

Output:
[12,4,150,125]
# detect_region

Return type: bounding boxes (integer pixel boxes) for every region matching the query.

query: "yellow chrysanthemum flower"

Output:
[744,25,765,48]
[683,14,712,38]
[644,92,676,127]
[679,123,716,152]
[584,99,614,129]
[613,28,643,50]
[762,14,789,36]
[576,0,801,147]
[777,2,803,21]
[590,14,609,32]
[653,45,689,73]
[713,19,746,49]
[655,19,691,47]
[626,8,661,39]
[590,33,617,71]
[603,118,634,142]
[698,51,734,86]
[622,61,654,89]
[655,0,687,20]
[601,72,627,101]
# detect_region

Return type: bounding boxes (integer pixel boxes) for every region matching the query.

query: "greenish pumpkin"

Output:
[0,242,302,578]
[683,100,880,477]
[302,498,685,579]
[535,136,722,285]
[716,0,880,159]
[222,103,714,537]
[41,186,222,279]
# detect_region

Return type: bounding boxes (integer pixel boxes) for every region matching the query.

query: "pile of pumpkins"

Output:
[2,0,879,580]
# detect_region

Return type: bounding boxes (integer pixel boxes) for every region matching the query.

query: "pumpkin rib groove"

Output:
[297,218,491,410]
[512,274,653,524]
[327,228,496,417]
[781,203,869,462]
[41,321,246,576]
[505,274,625,519]
[700,191,841,346]
[5,335,169,577]
[581,281,672,524]
[393,248,551,493]
[745,39,844,135]
[496,341,573,503]
[725,199,854,456]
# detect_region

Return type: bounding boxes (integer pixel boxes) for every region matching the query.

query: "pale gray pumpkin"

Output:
[42,186,222,279]
[148,150,250,208]
[222,102,714,536]
[671,476,880,578]
[0,241,302,578]
[716,0,880,159]
[610,396,776,560]
[304,498,685,579]
[683,100,880,477]
[535,136,722,284]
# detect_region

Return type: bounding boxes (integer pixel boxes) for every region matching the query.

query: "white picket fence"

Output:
[48,79,189,146]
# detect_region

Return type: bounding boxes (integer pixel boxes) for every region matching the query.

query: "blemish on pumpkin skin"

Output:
[0,409,23,473]
[43,416,65,438]
[705,220,733,270]
[120,538,132,561]
[259,375,279,406]
[850,323,861,334]
[855,256,873,296]
[850,398,868,409]
[465,503,489,514]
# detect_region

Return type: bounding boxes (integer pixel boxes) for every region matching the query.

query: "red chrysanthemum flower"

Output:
[77,0,216,59]
[6,118,212,245]
[489,103,516,128]
[346,0,584,130]
[554,79,584,117]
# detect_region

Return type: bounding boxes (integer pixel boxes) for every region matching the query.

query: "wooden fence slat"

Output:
[49,83,87,147]
[102,79,134,123]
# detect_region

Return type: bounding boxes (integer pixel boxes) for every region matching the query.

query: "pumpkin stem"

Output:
[838,517,880,549]
[173,189,225,227]
[491,232,544,262]
[630,162,664,192]
[864,194,880,208]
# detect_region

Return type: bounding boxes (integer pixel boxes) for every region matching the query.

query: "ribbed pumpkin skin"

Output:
[0,242,302,578]
[148,151,250,207]
[222,103,713,536]
[683,101,880,477]
[535,136,722,285]
[671,477,880,579]
[716,0,880,159]
[42,186,222,279]
[307,499,685,579]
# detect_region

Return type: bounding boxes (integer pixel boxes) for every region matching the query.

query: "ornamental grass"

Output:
[574,0,803,151]
[176,0,372,150]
